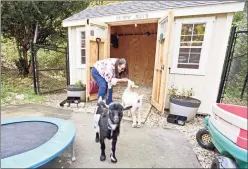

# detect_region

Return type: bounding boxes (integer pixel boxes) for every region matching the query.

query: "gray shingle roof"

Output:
[64,1,236,21]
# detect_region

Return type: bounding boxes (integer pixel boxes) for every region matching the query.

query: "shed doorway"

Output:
[110,23,158,102]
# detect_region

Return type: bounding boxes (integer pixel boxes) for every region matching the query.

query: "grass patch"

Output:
[1,71,46,106]
[38,70,67,93]
[222,84,247,106]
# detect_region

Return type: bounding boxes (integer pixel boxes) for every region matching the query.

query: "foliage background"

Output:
[1,1,247,106]
[220,6,247,106]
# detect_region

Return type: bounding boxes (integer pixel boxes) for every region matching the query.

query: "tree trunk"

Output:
[15,38,22,59]
[22,47,30,77]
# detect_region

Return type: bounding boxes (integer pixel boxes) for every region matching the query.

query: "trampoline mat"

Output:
[1,121,58,159]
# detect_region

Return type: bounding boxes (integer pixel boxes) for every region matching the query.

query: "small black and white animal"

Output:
[93,97,132,163]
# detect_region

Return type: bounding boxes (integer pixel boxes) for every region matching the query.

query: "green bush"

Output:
[1,36,19,64]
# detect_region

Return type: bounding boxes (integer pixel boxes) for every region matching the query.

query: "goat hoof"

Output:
[110,154,117,163]
[100,155,106,161]
[137,124,141,128]
[132,124,137,128]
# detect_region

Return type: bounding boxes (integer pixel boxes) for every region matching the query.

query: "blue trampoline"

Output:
[1,117,76,168]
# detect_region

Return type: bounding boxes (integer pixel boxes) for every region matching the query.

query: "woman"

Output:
[92,58,129,105]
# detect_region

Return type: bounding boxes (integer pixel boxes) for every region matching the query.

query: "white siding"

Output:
[67,12,235,115]
[89,24,108,39]
[68,24,108,86]
[165,13,234,114]
[68,26,86,85]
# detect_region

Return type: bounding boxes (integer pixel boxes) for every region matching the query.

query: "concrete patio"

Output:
[1,103,201,168]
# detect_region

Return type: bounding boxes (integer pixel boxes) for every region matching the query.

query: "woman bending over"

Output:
[92,58,129,105]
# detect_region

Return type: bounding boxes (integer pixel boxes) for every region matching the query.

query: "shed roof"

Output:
[64,1,237,21]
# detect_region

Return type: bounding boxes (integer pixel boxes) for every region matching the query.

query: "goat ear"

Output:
[97,102,109,109]
[124,106,132,111]
[97,96,106,109]
[97,102,103,109]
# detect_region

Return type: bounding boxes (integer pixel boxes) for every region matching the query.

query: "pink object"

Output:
[216,103,247,119]
[211,103,248,150]
[237,129,248,150]
[89,81,99,94]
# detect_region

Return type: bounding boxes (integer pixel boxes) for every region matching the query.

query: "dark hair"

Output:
[115,58,129,78]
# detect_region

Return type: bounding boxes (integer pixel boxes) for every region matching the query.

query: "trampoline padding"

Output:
[1,121,58,159]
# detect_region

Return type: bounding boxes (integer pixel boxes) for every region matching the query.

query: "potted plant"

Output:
[67,80,86,102]
[168,85,201,122]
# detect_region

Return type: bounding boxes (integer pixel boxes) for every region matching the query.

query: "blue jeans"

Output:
[91,67,113,105]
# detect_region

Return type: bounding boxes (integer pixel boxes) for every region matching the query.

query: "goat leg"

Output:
[100,139,106,161]
[95,132,100,143]
[131,108,137,128]
[94,110,100,143]
[137,107,142,128]
[110,137,118,163]
[128,110,131,117]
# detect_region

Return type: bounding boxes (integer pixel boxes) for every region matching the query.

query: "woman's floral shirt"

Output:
[93,58,118,89]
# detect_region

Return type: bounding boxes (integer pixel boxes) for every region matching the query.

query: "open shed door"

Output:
[151,10,174,113]
[85,20,110,101]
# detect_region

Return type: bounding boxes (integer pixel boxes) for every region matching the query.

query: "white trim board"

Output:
[67,27,72,84]
[62,1,245,27]
[76,27,86,69]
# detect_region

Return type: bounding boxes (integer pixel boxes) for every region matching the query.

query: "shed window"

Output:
[178,23,205,69]
[81,31,86,64]
[171,16,215,75]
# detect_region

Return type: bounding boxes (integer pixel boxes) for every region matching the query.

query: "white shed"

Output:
[62,1,245,114]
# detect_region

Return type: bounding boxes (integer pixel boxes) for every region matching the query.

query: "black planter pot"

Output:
[169,95,201,122]
[170,96,201,108]
[67,85,86,102]
[67,85,86,91]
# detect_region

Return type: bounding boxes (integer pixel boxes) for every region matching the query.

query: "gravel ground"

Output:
[2,84,218,168]
[146,107,219,168]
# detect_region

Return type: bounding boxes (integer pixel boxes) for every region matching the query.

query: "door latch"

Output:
[161,65,164,70]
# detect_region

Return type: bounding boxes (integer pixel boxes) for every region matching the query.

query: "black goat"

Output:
[94,97,132,163]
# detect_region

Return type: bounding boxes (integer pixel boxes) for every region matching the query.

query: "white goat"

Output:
[122,80,143,128]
